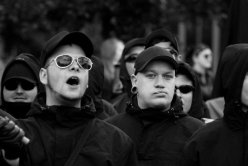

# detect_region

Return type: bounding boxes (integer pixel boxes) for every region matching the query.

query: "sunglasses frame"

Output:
[175,85,195,94]
[45,54,93,70]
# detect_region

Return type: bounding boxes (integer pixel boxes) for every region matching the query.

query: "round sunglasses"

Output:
[45,54,93,70]
[175,85,194,94]
[5,79,36,91]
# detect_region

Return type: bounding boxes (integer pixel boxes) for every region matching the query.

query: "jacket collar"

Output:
[126,94,186,122]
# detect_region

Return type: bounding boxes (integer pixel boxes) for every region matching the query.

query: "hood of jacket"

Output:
[216,44,248,130]
[176,62,205,119]
[214,44,248,102]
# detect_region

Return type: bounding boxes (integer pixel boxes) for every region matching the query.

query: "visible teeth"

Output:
[67,76,79,85]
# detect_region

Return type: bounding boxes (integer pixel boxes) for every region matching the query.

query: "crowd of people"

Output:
[0,27,248,166]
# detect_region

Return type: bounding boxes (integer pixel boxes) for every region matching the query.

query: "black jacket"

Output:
[182,44,248,166]
[14,93,137,166]
[107,95,203,166]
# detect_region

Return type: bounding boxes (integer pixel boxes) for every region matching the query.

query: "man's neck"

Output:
[46,93,81,108]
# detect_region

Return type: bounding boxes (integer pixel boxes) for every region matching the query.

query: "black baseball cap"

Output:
[123,37,145,59]
[40,31,94,67]
[145,28,179,53]
[134,46,178,74]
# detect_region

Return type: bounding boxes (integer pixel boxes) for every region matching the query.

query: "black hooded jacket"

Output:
[182,44,248,166]
[13,93,137,166]
[176,62,208,119]
[107,95,203,166]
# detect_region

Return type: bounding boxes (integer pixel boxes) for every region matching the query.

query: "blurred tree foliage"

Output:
[0,0,229,58]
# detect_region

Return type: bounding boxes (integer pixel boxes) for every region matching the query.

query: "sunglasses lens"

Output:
[179,85,194,94]
[56,55,73,68]
[5,80,36,91]
[21,80,36,90]
[78,57,92,70]
[5,81,18,90]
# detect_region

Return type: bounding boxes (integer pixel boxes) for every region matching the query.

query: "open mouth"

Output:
[66,76,80,86]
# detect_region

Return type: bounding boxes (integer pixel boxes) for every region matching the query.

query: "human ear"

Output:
[130,74,137,87]
[39,68,48,85]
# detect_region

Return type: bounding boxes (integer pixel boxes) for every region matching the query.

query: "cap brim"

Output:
[4,77,36,84]
[137,55,177,73]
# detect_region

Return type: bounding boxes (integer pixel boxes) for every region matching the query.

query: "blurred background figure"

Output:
[145,28,181,61]
[112,37,145,113]
[99,38,124,102]
[85,56,118,119]
[185,43,214,101]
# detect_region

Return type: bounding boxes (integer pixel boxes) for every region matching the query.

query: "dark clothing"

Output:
[195,71,214,101]
[182,44,248,166]
[97,99,118,120]
[112,93,129,114]
[86,56,118,119]
[14,94,137,166]
[182,102,248,166]
[107,95,203,166]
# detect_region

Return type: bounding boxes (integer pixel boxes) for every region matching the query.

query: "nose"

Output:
[175,88,182,98]
[16,84,24,93]
[154,75,165,88]
[69,59,80,72]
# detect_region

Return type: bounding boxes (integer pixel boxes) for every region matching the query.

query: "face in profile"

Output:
[175,74,194,113]
[131,60,175,110]
[40,44,91,106]
[193,48,213,69]
[3,79,38,103]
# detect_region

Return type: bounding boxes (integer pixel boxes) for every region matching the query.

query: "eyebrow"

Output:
[143,69,175,74]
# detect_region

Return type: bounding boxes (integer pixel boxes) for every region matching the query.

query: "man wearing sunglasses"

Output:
[0,53,42,166]
[175,62,211,122]
[0,31,138,166]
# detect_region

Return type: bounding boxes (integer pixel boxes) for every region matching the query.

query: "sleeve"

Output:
[122,140,138,166]
[180,139,199,166]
